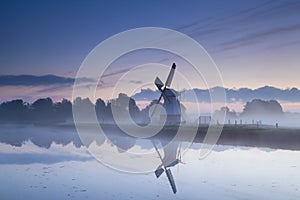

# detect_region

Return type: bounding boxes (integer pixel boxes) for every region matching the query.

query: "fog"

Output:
[0,125,299,199]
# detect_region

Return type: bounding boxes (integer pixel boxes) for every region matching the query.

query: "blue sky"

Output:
[0,0,300,103]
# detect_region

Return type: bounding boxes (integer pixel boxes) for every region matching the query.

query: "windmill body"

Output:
[161,88,181,125]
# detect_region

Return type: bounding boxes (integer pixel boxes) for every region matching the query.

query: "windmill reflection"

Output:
[152,139,182,194]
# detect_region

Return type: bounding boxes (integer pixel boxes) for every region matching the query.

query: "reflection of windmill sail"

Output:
[161,140,180,168]
[166,168,177,194]
[153,140,181,194]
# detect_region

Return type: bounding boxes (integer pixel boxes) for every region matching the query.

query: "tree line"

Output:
[0,93,157,124]
[0,95,284,124]
[213,99,284,123]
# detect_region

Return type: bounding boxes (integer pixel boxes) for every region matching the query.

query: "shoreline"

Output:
[1,122,300,151]
[46,123,300,151]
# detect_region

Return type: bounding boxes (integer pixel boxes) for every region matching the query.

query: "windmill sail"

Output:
[155,167,164,178]
[165,63,176,87]
[155,77,164,90]
[160,141,180,167]
[166,169,177,194]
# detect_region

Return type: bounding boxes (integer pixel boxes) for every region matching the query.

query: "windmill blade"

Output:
[165,63,176,87]
[150,93,163,117]
[166,168,177,194]
[162,91,170,104]
[177,143,186,164]
[155,77,164,91]
[152,140,165,179]
[150,91,171,117]
[155,167,164,178]
[165,159,180,168]
[154,76,170,102]
[156,93,163,104]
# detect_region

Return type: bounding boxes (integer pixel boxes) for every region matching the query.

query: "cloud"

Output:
[36,85,70,93]
[0,74,73,86]
[176,1,275,35]
[219,24,300,51]
[132,86,300,103]
[175,0,300,53]
[0,74,94,87]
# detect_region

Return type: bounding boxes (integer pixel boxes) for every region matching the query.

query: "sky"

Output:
[0,0,300,107]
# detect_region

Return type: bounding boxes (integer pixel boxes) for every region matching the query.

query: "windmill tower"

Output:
[153,63,181,125]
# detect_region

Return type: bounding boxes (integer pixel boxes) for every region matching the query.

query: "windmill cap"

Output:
[172,63,176,69]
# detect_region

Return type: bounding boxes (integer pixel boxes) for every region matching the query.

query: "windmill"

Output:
[151,63,184,194]
[152,63,181,125]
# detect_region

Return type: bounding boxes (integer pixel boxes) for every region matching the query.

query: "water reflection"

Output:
[0,124,83,148]
[0,124,184,193]
[0,124,300,199]
[0,152,92,165]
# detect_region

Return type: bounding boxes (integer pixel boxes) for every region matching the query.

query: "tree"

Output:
[213,106,237,122]
[241,99,283,118]
[31,97,54,121]
[110,93,141,123]
[95,98,107,122]
[128,97,140,121]
[140,99,163,124]
[32,97,53,110]
[0,99,28,121]
[73,97,95,123]
[54,99,72,121]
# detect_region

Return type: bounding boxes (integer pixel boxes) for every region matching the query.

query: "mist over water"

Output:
[0,124,299,199]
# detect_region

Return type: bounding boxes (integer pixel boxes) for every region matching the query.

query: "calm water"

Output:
[0,124,299,200]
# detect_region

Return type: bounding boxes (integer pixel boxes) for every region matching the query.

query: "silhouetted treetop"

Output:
[0,99,28,121]
[213,106,237,122]
[241,99,283,117]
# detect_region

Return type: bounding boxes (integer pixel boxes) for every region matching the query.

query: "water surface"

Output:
[0,125,299,199]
